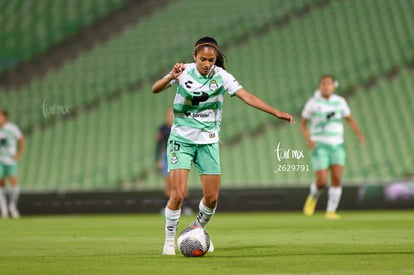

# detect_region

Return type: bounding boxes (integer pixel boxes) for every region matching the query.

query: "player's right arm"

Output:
[300,99,315,149]
[300,118,314,149]
[151,63,185,93]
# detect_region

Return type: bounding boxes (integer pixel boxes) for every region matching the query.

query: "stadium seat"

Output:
[2,0,412,191]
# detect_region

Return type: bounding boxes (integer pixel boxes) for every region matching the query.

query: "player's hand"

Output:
[169,63,185,79]
[306,139,315,149]
[12,153,22,161]
[357,133,366,144]
[276,112,295,125]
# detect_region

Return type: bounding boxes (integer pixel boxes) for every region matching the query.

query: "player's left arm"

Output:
[235,88,294,124]
[13,136,25,161]
[345,116,365,144]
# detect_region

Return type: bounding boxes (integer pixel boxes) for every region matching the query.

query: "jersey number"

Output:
[191,92,209,105]
[169,140,180,152]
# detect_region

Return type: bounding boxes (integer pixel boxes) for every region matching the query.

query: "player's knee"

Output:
[203,194,218,208]
[9,177,18,185]
[170,190,186,204]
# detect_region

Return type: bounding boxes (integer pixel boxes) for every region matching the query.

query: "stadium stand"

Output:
[0,0,125,74]
[1,0,315,131]
[222,0,414,142]
[220,69,414,186]
[2,0,413,191]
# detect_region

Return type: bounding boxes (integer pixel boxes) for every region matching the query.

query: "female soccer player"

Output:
[300,75,365,219]
[0,110,25,219]
[152,36,294,255]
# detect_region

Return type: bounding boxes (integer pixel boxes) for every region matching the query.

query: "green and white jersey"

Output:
[0,122,23,165]
[168,63,242,144]
[302,92,351,145]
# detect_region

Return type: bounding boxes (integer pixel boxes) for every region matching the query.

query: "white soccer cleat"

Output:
[162,240,176,255]
[9,204,20,219]
[208,239,214,252]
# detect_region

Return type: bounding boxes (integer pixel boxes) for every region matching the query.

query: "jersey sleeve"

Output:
[222,70,243,96]
[301,98,314,119]
[9,123,23,139]
[163,64,190,86]
[341,98,351,117]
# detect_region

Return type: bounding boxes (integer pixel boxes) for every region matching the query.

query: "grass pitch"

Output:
[0,211,413,275]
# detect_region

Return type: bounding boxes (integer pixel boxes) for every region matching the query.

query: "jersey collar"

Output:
[193,63,214,79]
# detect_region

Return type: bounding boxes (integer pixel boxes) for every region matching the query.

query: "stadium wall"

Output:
[18,182,414,215]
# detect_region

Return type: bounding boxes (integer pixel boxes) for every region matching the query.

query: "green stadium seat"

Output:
[3,0,412,191]
[0,0,126,74]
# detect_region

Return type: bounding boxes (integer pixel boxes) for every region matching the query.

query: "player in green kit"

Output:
[0,110,25,219]
[152,37,294,255]
[300,75,365,219]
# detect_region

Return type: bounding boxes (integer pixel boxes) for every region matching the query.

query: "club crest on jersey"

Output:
[171,153,178,164]
[209,79,219,91]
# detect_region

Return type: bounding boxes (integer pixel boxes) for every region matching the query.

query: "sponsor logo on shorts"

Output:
[171,153,178,164]
[209,133,216,138]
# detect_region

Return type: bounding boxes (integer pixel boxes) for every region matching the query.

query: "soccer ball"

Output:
[177,226,210,257]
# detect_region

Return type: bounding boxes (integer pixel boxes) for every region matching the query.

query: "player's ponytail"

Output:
[194,36,227,70]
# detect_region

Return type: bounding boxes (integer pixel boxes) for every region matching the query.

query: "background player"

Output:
[155,108,193,216]
[300,75,365,219]
[152,36,294,255]
[0,110,25,219]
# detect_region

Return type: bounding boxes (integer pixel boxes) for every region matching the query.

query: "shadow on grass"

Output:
[9,246,413,260]
[209,245,414,258]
